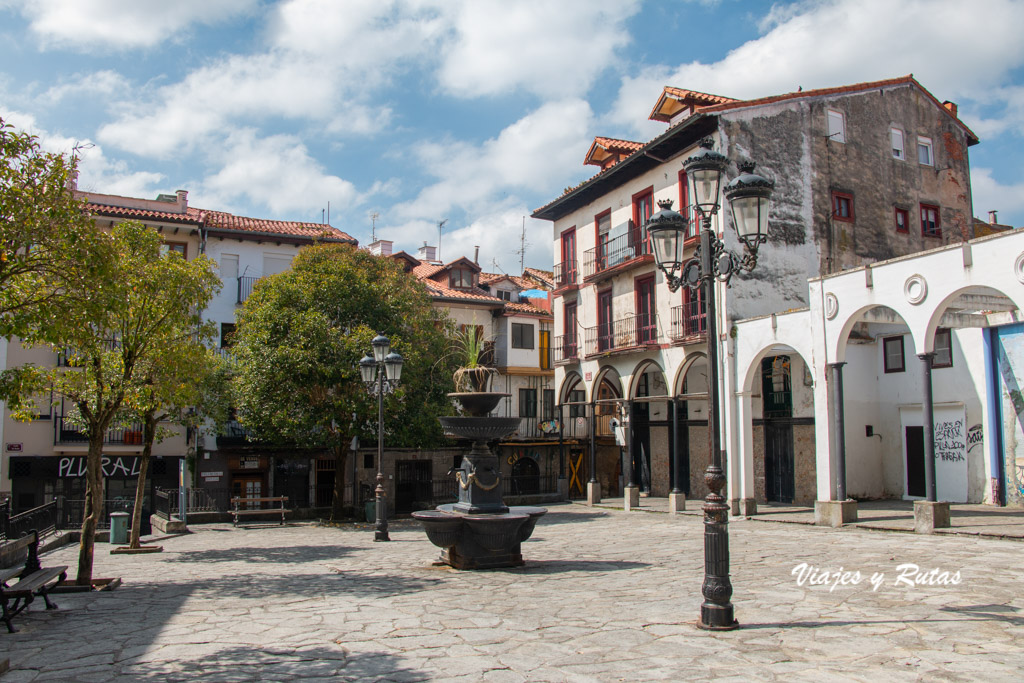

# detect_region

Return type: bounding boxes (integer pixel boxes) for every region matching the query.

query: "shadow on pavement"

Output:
[536,510,611,525]
[108,643,418,681]
[515,559,651,574]
[166,545,355,564]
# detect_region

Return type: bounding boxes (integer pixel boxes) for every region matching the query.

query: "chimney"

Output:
[176,189,188,211]
[943,100,958,118]
[368,239,393,256]
[474,245,479,264]
[417,242,437,262]
[989,210,999,225]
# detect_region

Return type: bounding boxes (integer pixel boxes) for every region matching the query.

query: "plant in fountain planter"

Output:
[451,326,498,395]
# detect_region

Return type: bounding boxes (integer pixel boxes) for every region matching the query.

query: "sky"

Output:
[2,0,1023,273]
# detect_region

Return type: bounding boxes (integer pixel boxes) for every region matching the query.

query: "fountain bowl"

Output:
[448,392,508,417]
[439,416,522,441]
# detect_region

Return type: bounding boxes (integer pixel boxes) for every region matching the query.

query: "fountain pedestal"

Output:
[413,393,546,569]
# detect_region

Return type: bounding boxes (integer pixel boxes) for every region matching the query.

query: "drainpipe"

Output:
[830,362,847,501]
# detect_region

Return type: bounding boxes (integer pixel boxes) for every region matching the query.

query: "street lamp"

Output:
[647,136,773,631]
[359,333,404,542]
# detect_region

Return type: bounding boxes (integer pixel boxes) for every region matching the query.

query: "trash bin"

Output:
[109,511,130,545]
[364,500,375,523]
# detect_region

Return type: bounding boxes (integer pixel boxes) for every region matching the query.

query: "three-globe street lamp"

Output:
[646,137,773,631]
[359,334,404,542]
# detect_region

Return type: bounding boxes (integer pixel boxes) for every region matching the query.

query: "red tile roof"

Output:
[584,136,645,168]
[523,267,554,289]
[649,87,738,122]
[503,300,552,317]
[85,202,356,243]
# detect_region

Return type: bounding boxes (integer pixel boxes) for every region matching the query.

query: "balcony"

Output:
[54,416,145,446]
[217,419,254,447]
[581,220,653,284]
[553,334,579,365]
[670,301,707,343]
[583,313,662,357]
[553,260,579,292]
[237,275,260,305]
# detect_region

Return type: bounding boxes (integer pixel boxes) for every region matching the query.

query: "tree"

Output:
[47,220,220,583]
[231,243,457,520]
[123,344,230,549]
[0,116,108,341]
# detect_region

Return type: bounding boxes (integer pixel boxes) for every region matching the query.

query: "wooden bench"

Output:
[230,496,290,527]
[0,530,67,633]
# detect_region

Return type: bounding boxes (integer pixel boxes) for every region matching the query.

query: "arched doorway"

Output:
[629,360,670,495]
[559,372,587,498]
[674,354,709,499]
[593,367,624,498]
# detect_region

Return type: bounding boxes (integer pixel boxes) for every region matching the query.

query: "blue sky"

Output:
[2,0,1023,271]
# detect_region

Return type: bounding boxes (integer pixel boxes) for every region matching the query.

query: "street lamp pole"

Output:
[359,334,404,543]
[646,137,773,631]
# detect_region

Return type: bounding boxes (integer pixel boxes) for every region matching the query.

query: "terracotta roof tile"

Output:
[504,301,552,317]
[584,136,645,168]
[649,87,738,122]
[202,210,356,242]
[523,267,554,288]
[86,202,357,242]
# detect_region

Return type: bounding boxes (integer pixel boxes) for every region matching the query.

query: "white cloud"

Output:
[11,0,258,51]
[195,130,359,217]
[393,98,594,221]
[970,168,1024,225]
[437,0,641,99]
[1,108,164,196]
[38,70,130,104]
[607,0,1024,139]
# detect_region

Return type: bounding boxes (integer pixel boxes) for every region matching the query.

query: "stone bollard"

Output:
[623,485,640,511]
[815,499,858,527]
[914,500,950,533]
[669,492,686,514]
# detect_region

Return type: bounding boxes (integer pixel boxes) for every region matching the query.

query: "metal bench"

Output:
[230,496,290,527]
[0,530,67,633]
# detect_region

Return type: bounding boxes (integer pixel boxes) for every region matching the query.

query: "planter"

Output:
[52,577,122,593]
[110,545,163,555]
[454,366,495,393]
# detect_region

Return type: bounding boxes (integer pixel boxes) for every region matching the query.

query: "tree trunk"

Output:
[76,430,106,585]
[330,442,348,522]
[128,414,157,549]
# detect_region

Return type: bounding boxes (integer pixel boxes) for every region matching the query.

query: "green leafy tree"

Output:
[45,221,220,583]
[231,243,457,520]
[0,116,108,341]
[122,344,230,549]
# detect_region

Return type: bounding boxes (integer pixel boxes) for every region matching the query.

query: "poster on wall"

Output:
[994,325,1024,506]
[900,405,968,503]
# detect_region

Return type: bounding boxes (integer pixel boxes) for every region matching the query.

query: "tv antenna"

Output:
[437,218,448,262]
[514,217,530,272]
[370,212,379,242]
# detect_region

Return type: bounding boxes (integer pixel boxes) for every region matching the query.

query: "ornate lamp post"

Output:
[646,137,773,630]
[359,333,404,542]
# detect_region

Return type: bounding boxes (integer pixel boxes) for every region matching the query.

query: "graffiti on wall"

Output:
[934,419,966,463]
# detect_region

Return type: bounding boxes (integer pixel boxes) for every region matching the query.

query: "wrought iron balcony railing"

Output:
[583,313,661,356]
[670,300,707,341]
[553,334,579,365]
[237,275,260,305]
[581,220,652,281]
[54,416,146,445]
[553,260,579,289]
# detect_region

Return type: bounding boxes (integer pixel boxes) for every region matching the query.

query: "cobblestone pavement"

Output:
[1,504,1022,682]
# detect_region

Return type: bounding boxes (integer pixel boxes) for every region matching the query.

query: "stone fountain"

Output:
[413,391,546,569]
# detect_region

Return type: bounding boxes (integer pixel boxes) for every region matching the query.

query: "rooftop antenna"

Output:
[327,201,330,227]
[370,212,379,242]
[437,218,448,262]
[515,216,530,272]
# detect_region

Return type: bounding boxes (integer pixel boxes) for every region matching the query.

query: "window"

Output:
[496,290,512,301]
[542,389,555,421]
[831,191,854,222]
[568,388,586,418]
[596,210,611,248]
[883,336,905,373]
[220,253,239,278]
[894,207,909,233]
[560,228,577,285]
[920,204,941,237]
[220,323,236,348]
[891,128,905,159]
[678,170,698,240]
[519,388,537,418]
[161,241,187,258]
[511,322,534,349]
[933,328,953,368]
[449,268,474,289]
[917,136,933,165]
[632,188,654,227]
[827,109,846,143]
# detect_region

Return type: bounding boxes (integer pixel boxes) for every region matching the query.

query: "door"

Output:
[635,276,656,344]
[631,402,652,493]
[568,449,585,499]
[905,426,925,498]
[764,423,795,503]
[564,302,578,358]
[395,460,432,513]
[560,228,577,285]
[539,330,551,370]
[232,476,263,509]
[597,289,613,351]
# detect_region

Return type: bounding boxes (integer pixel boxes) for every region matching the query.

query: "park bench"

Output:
[230,496,290,527]
[0,530,67,633]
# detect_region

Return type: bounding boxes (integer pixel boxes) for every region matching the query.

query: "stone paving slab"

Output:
[0,504,1021,681]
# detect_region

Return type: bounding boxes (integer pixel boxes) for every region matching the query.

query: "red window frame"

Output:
[678,170,698,241]
[632,187,654,227]
[920,203,941,238]
[682,285,707,337]
[831,191,854,222]
[563,301,578,358]
[634,274,656,344]
[597,288,613,352]
[559,227,577,285]
[894,207,909,234]
[594,209,612,270]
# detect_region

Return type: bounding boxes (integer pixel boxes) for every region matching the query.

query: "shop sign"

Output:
[5,443,22,452]
[202,471,224,478]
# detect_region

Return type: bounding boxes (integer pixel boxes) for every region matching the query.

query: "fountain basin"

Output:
[414,505,547,569]
[439,416,522,441]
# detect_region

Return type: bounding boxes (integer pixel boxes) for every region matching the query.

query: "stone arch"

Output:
[559,370,586,403]
[921,284,1022,355]
[832,303,915,364]
[628,359,668,399]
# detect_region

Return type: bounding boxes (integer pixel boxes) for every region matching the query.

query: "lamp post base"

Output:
[697,603,738,631]
[374,479,390,542]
